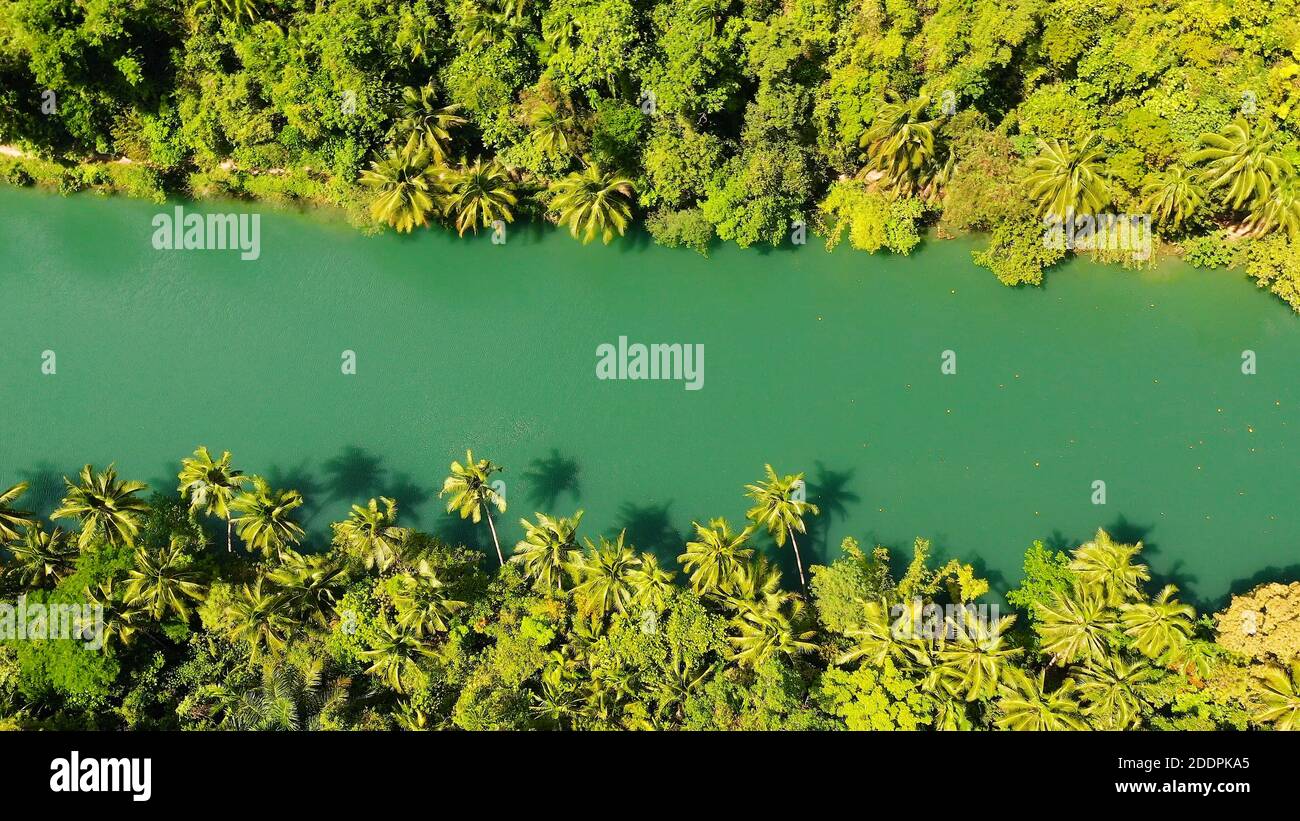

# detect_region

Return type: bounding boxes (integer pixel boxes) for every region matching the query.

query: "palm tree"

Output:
[439,450,506,565]
[837,598,930,669]
[1024,133,1111,220]
[86,579,141,649]
[512,511,583,593]
[1120,584,1195,659]
[388,562,467,636]
[570,532,641,623]
[744,464,820,590]
[123,538,206,621]
[996,669,1088,731]
[3,524,77,587]
[1243,175,1300,240]
[444,158,517,236]
[360,136,447,233]
[192,0,261,27]
[1191,119,1292,211]
[1140,165,1204,232]
[936,610,1021,702]
[1069,529,1149,606]
[1036,583,1118,666]
[390,84,466,162]
[628,552,676,611]
[224,579,295,660]
[177,446,247,552]
[524,97,576,159]
[331,497,406,571]
[266,550,346,627]
[230,477,305,559]
[362,618,437,694]
[548,165,636,245]
[678,518,754,595]
[53,464,149,551]
[0,481,35,543]
[459,0,530,51]
[1076,655,1154,730]
[728,596,817,667]
[1253,659,1300,731]
[859,92,944,194]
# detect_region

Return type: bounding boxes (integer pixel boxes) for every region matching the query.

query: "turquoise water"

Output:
[1,186,1297,608]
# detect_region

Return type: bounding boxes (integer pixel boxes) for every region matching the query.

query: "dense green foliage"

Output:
[0,454,1295,731]
[4,1,1300,304]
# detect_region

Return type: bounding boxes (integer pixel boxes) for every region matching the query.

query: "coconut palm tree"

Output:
[266,550,346,627]
[1253,659,1300,731]
[230,477,305,559]
[86,579,142,649]
[744,464,820,590]
[1243,174,1300,239]
[1076,655,1154,730]
[859,92,944,193]
[192,0,261,27]
[3,524,76,587]
[678,517,754,595]
[440,450,506,565]
[1036,583,1118,666]
[728,596,817,667]
[548,165,636,245]
[723,553,787,614]
[387,562,467,636]
[837,598,930,669]
[53,464,149,551]
[937,609,1021,702]
[224,579,296,660]
[444,158,517,236]
[996,669,1089,731]
[362,618,437,694]
[1069,529,1149,606]
[653,654,717,722]
[0,481,35,543]
[1024,133,1111,220]
[570,532,641,623]
[331,497,406,572]
[628,552,676,611]
[459,0,530,51]
[1120,584,1195,659]
[524,97,576,159]
[177,446,247,552]
[1140,165,1204,231]
[512,511,584,593]
[390,83,466,162]
[123,537,206,621]
[360,135,447,233]
[1191,119,1293,211]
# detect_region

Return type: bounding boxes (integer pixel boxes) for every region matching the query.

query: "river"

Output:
[2,185,1296,608]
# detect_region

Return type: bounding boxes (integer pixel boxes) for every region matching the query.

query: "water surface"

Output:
[2,186,1296,607]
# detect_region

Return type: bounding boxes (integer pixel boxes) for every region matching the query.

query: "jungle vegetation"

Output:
[0,450,1296,731]
[3,1,1300,306]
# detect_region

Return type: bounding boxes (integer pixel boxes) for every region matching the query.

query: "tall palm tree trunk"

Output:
[485,508,504,566]
[790,531,807,591]
[226,517,233,553]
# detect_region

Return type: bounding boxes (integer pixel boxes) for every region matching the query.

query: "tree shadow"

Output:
[262,461,327,539]
[1221,564,1300,613]
[610,500,684,559]
[17,462,69,519]
[321,446,387,503]
[805,461,861,560]
[522,449,580,510]
[384,470,427,527]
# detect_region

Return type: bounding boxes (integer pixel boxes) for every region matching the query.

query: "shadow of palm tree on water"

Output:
[522,449,581,510]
